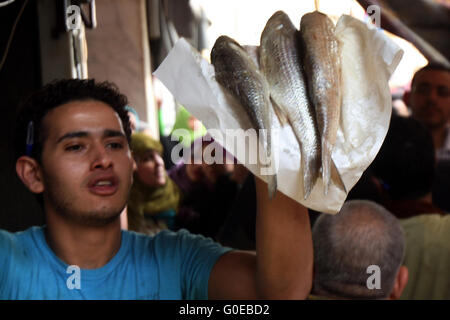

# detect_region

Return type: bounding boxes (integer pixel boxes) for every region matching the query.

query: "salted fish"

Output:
[260,11,320,199]
[300,11,345,194]
[211,35,277,197]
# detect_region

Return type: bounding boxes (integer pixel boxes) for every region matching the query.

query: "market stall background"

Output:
[0,0,447,231]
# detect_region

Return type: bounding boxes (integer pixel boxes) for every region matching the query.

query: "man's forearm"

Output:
[254,175,313,299]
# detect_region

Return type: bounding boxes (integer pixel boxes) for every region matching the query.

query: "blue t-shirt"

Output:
[0,226,231,300]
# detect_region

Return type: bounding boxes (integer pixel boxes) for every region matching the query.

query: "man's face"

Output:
[408,69,450,129]
[39,100,134,226]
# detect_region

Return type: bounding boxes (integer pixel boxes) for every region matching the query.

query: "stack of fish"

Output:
[211,10,346,199]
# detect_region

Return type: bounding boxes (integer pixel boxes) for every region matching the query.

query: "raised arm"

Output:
[208,175,313,299]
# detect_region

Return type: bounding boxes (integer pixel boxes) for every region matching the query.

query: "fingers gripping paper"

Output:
[154,15,403,214]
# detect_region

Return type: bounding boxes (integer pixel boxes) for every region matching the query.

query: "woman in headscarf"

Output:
[127,132,181,235]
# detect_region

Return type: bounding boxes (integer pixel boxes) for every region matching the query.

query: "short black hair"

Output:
[412,63,450,89]
[14,79,132,163]
[371,115,435,200]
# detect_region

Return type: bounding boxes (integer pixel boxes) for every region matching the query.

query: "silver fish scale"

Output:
[260,11,321,199]
[212,36,271,139]
[300,11,345,195]
[211,35,277,198]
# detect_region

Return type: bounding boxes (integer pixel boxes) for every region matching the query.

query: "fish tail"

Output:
[264,125,278,199]
[268,173,277,199]
[322,139,332,195]
[263,127,278,199]
[270,97,288,126]
[302,151,321,200]
[330,158,347,194]
[289,119,320,200]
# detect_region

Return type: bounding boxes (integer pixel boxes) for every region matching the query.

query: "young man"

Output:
[404,63,450,161]
[1,79,312,299]
[404,64,450,212]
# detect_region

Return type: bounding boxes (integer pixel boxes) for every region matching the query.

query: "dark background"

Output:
[0,0,44,231]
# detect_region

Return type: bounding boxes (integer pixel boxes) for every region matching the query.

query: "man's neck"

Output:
[430,125,448,150]
[419,192,433,205]
[44,213,122,270]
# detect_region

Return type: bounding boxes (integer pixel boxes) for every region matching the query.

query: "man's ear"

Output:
[15,156,45,194]
[132,157,137,172]
[402,90,411,107]
[389,266,409,300]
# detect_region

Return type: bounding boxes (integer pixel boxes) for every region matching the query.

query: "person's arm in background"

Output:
[208,175,313,299]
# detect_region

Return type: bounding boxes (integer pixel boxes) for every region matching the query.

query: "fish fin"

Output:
[330,158,347,194]
[270,98,288,126]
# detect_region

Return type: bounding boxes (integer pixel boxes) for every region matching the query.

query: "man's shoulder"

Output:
[122,228,231,265]
[0,226,44,247]
[400,213,450,226]
[151,228,230,251]
[400,214,450,244]
[436,126,450,161]
[0,226,46,285]
[123,228,222,249]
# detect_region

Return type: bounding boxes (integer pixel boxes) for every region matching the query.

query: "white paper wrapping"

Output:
[154,14,403,214]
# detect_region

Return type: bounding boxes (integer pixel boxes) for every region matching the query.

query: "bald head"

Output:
[312,200,405,299]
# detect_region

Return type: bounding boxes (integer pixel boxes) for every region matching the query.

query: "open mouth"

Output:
[88,176,119,196]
